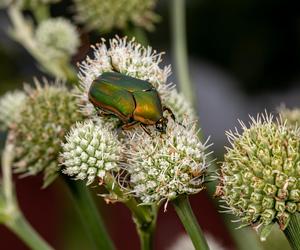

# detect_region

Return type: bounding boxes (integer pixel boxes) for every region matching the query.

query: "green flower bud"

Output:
[12,81,83,187]
[0,90,27,131]
[74,0,159,33]
[35,18,80,60]
[216,113,300,238]
[61,120,122,185]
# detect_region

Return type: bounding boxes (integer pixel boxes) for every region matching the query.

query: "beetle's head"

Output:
[156,117,168,133]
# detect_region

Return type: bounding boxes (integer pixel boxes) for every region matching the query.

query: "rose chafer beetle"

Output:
[88,71,175,134]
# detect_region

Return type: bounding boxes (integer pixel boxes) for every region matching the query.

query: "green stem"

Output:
[172,195,209,250]
[64,179,115,250]
[5,211,54,250]
[1,139,54,250]
[170,0,195,104]
[104,174,156,250]
[284,213,300,250]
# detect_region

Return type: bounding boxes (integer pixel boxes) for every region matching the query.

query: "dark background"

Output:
[0,0,299,249]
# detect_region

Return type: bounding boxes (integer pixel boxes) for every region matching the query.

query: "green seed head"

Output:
[216,113,300,238]
[74,0,159,33]
[0,90,27,131]
[12,81,83,187]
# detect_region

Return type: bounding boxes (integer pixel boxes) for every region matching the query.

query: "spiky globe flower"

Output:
[278,106,300,127]
[216,113,300,238]
[124,119,211,204]
[78,36,172,117]
[74,0,159,33]
[0,90,27,131]
[35,18,80,60]
[61,120,122,185]
[12,81,83,187]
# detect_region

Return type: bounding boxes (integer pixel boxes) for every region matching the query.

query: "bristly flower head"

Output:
[35,18,80,60]
[73,0,159,33]
[278,106,300,127]
[0,90,27,131]
[124,119,211,205]
[78,36,172,116]
[12,80,83,187]
[61,120,122,185]
[216,113,300,239]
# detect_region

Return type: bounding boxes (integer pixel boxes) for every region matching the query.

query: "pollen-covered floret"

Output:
[216,113,300,238]
[61,120,122,185]
[124,119,211,204]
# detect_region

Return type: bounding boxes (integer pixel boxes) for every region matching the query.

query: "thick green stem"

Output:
[5,211,54,250]
[172,195,209,250]
[170,0,195,104]
[284,213,300,250]
[65,179,115,250]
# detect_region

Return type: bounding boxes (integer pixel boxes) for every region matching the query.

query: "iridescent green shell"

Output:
[88,72,163,125]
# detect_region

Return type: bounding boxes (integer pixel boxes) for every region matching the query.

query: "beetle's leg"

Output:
[163,106,176,121]
[121,120,140,130]
[140,124,152,136]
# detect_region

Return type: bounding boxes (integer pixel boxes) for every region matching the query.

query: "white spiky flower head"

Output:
[78,36,172,117]
[35,18,80,60]
[0,90,27,131]
[74,0,159,33]
[124,119,211,205]
[278,106,300,127]
[61,120,123,185]
[216,112,300,239]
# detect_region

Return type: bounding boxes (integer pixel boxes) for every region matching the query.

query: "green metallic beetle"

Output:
[88,71,175,133]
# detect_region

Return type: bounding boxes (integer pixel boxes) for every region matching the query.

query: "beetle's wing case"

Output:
[100,72,154,92]
[89,80,135,122]
[132,90,163,124]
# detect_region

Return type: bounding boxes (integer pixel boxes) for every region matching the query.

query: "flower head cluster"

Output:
[61,120,122,185]
[35,18,80,60]
[278,106,300,127]
[78,36,172,116]
[12,81,83,187]
[216,113,300,236]
[74,0,159,33]
[0,90,27,131]
[59,36,211,205]
[124,119,211,204]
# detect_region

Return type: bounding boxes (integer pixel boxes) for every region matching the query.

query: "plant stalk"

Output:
[5,211,54,250]
[64,179,115,250]
[170,0,195,104]
[172,195,209,250]
[104,174,156,250]
[1,139,54,250]
[284,213,300,250]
